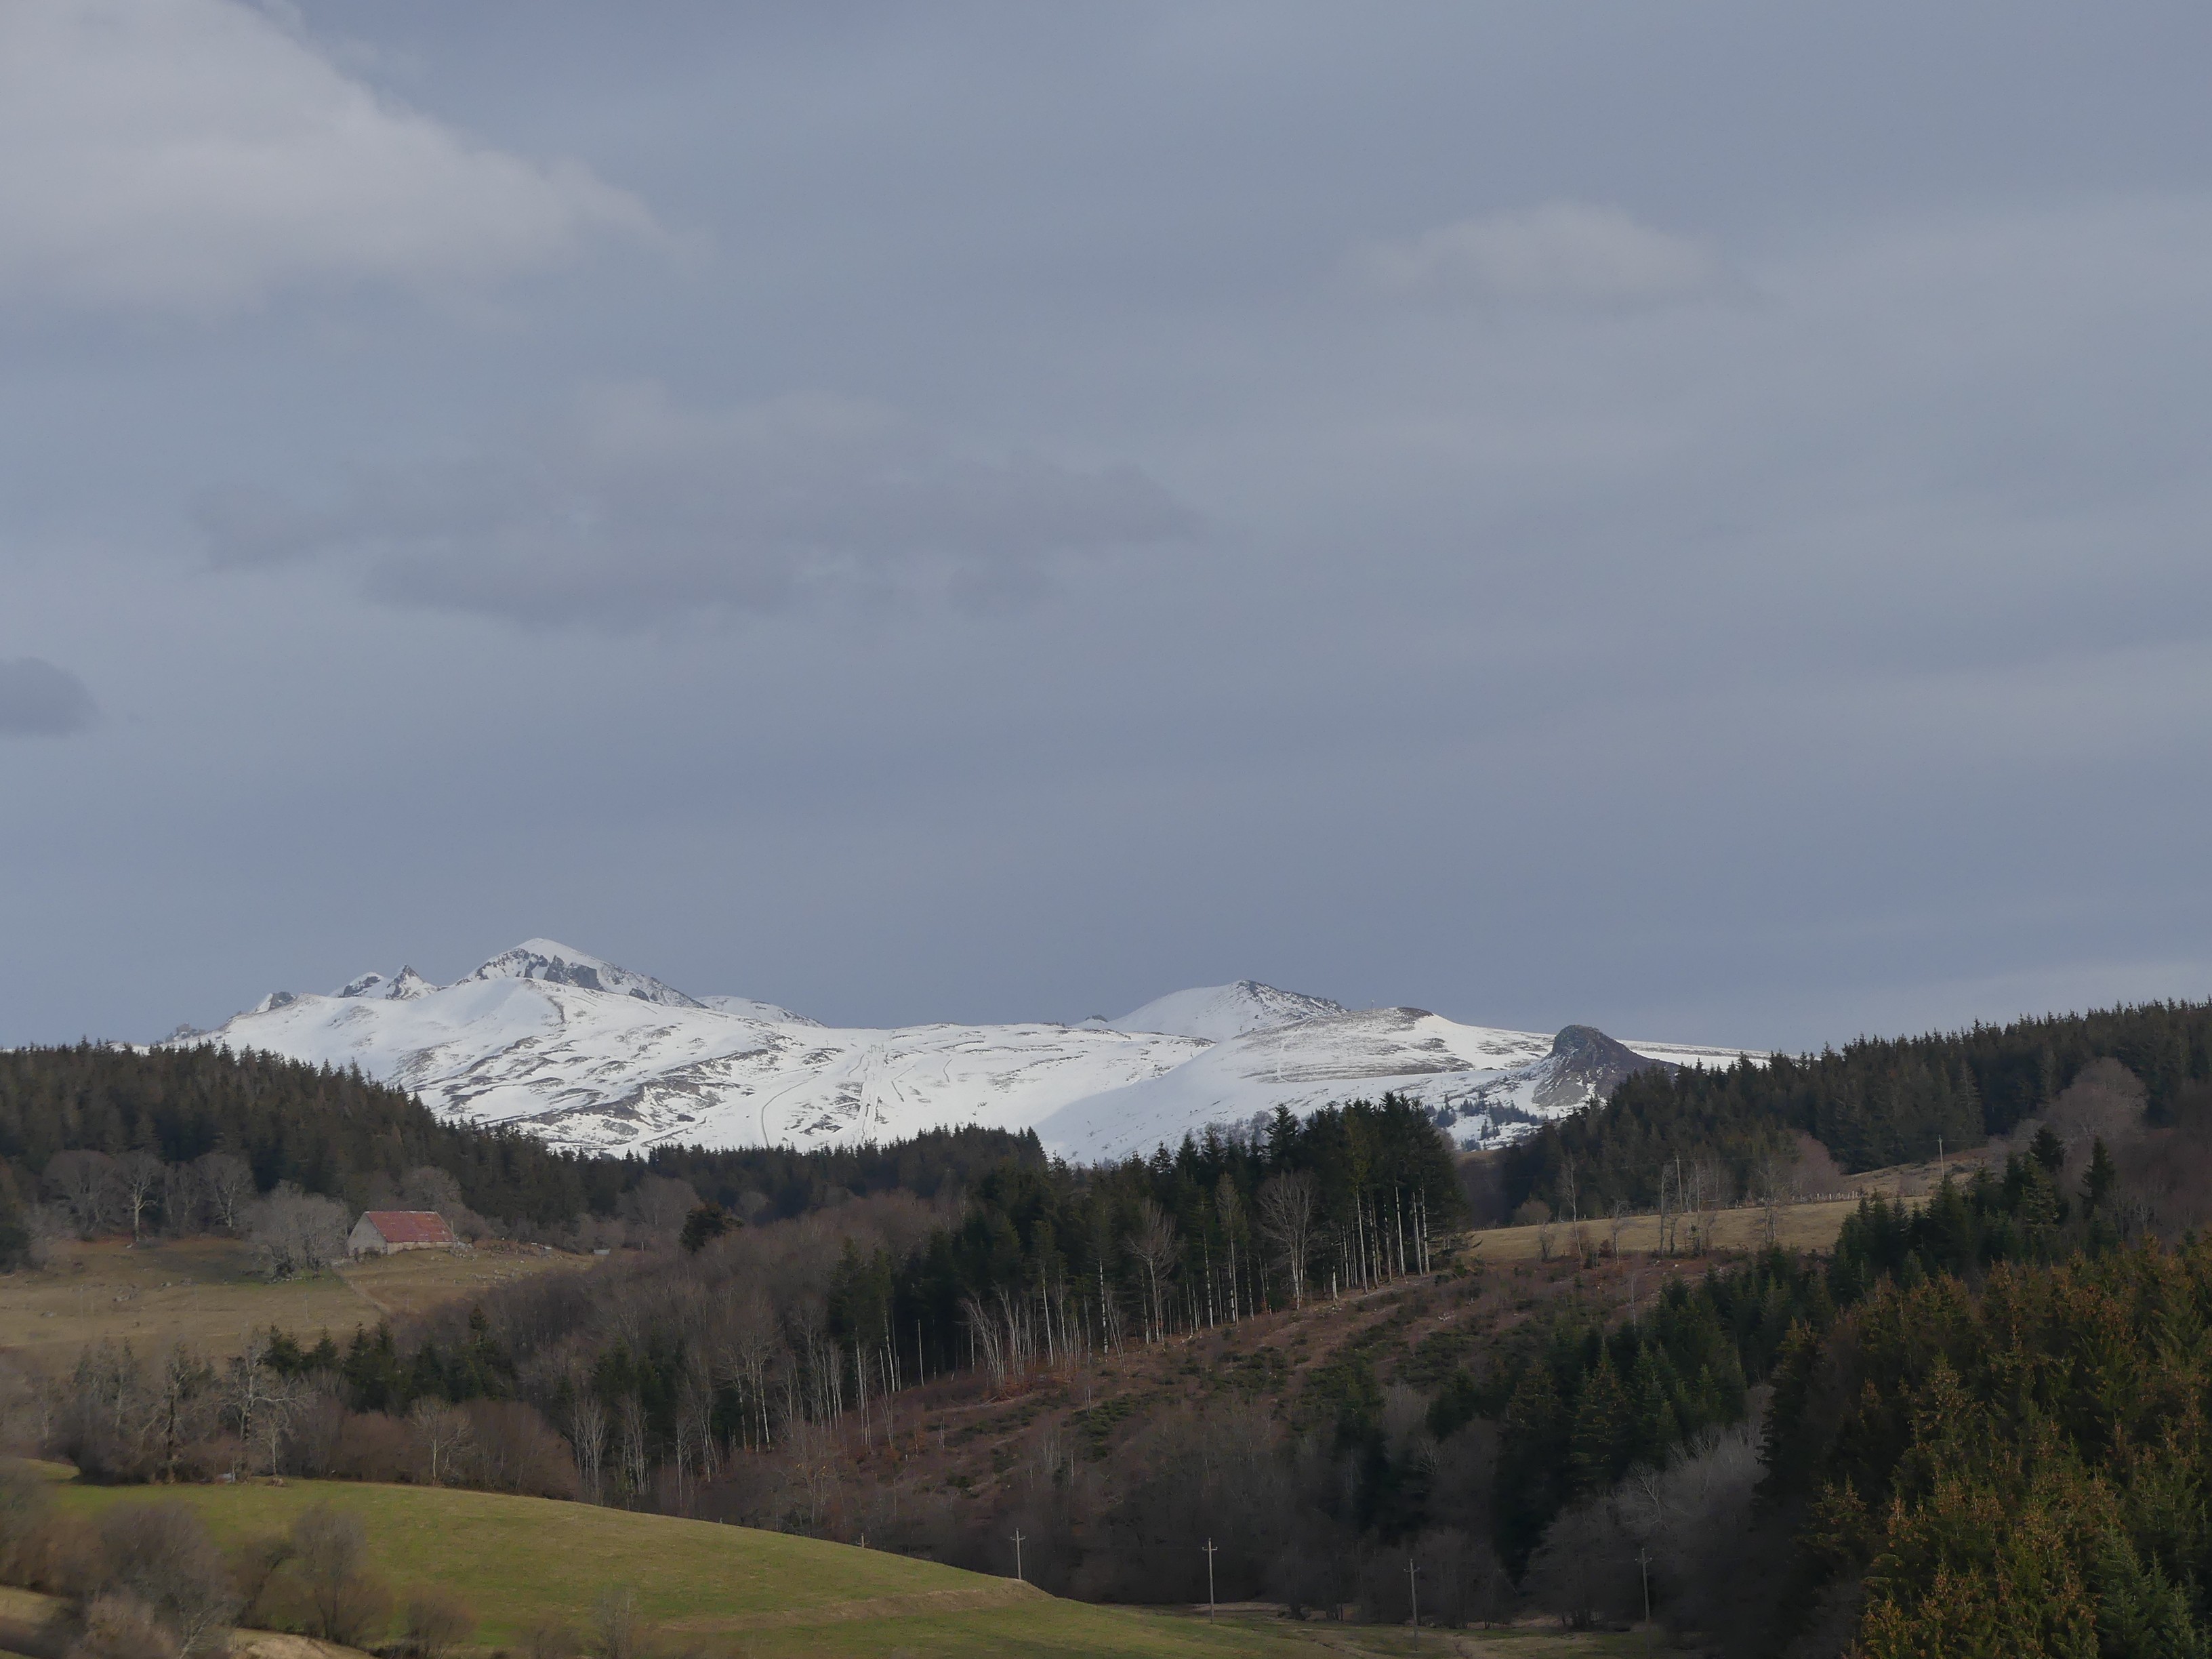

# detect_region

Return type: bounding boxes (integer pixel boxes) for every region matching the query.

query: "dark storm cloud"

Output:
[199,386,1195,627]
[0,659,96,737]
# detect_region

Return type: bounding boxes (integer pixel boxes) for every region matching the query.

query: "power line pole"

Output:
[1637,1546,1653,1648]
[1204,1538,1217,1617]
[1012,1529,1025,1584]
[1406,1557,1420,1634]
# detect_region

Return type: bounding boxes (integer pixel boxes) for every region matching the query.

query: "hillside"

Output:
[36,1470,1635,1658]
[0,1235,586,1366]
[1500,996,2212,1214]
[165,938,1745,1160]
[0,1041,1037,1266]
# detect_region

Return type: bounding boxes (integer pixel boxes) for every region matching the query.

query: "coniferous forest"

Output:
[1500,997,2212,1213]
[0,1042,1031,1262]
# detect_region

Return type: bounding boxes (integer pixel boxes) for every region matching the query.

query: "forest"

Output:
[1497,996,2212,1216]
[0,1043,1033,1267]
[15,999,2212,1652]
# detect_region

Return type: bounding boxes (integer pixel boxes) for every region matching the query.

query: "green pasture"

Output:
[44,1474,1297,1657]
[43,1473,1642,1658]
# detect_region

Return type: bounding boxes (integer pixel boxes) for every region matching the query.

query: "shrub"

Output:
[94,1503,239,1657]
[0,1460,54,1582]
[67,1593,179,1659]
[588,1586,646,1659]
[289,1504,390,1647]
[462,1401,577,1500]
[402,1589,474,1659]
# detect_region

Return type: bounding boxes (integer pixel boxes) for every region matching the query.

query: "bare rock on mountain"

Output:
[1530,1024,1679,1111]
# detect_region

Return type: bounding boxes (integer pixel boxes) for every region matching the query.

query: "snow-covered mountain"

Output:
[1108,981,1348,1043]
[164,940,1753,1162]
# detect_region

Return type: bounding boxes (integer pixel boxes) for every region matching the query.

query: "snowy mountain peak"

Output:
[388,966,437,1000]
[1113,981,1349,1044]
[336,966,442,1001]
[165,941,1758,1162]
[461,939,701,1008]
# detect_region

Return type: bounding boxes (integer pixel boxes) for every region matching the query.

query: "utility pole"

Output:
[1637,1546,1653,1647]
[1406,1557,1420,1633]
[1012,1529,1025,1583]
[1204,1538,1217,1616]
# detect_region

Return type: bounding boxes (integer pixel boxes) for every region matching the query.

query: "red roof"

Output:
[361,1210,458,1246]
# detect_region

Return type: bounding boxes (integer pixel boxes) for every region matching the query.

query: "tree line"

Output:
[1481,1054,2203,1652]
[893,1097,1462,1381]
[0,1044,1036,1267]
[1499,996,2212,1217]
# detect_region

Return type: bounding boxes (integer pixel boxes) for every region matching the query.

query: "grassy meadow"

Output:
[0,1238,588,1368]
[42,1472,1640,1659]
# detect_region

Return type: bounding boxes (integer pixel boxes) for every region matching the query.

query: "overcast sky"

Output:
[5,1,2211,1052]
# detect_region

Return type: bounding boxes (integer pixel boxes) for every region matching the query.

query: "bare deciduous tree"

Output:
[619,1176,699,1246]
[1256,1172,1318,1310]
[568,1397,609,1502]
[223,1334,304,1479]
[1126,1200,1179,1342]
[1214,1174,1247,1319]
[192,1154,255,1233]
[112,1152,165,1244]
[246,1183,348,1279]
[43,1150,115,1237]
[407,1399,476,1488]
[615,1396,649,1498]
[1753,1138,1799,1246]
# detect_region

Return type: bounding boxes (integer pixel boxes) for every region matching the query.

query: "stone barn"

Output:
[348,1209,459,1257]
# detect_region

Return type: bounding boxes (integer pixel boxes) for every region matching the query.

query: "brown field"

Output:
[0,1238,592,1369]
[1450,1195,1862,1263]
[1448,1149,1990,1265]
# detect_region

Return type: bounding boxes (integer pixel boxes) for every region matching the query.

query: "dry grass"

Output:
[1452,1197,1860,1264]
[1450,1149,1994,1265]
[0,1238,591,1368]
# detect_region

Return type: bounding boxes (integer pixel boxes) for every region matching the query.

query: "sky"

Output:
[5,1,2211,1052]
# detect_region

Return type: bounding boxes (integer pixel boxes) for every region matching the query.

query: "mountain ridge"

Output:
[165,939,1753,1161]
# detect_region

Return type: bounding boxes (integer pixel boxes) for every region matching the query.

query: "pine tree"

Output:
[1627,1345,1681,1468]
[2093,1531,2211,1659]
[2083,1139,2117,1215]
[1569,1351,1634,1492]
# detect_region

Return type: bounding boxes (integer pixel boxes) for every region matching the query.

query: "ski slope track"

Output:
[163,940,1754,1162]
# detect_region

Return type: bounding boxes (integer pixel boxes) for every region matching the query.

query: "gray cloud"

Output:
[200,386,1195,628]
[0,0,651,314]
[1353,203,1720,306]
[0,658,96,737]
[8,3,2212,1054]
